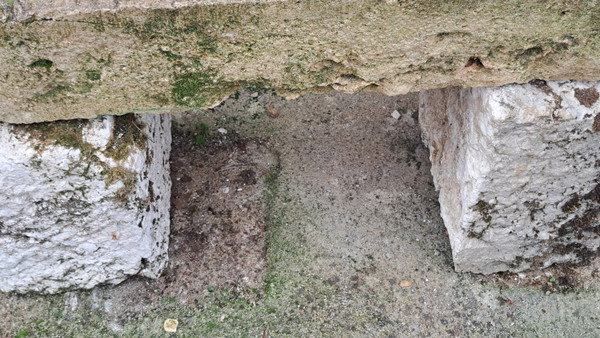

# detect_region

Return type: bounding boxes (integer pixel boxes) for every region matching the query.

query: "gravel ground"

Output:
[1,89,600,337]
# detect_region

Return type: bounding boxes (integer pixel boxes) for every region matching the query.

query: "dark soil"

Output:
[167,128,277,298]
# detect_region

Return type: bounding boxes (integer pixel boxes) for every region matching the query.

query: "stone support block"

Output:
[0,113,171,293]
[419,81,600,274]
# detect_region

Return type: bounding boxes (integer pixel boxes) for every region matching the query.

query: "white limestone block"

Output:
[419,81,600,274]
[0,114,171,293]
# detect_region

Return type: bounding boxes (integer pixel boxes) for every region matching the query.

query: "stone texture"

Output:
[419,81,600,274]
[1,0,599,123]
[8,0,281,22]
[0,113,171,293]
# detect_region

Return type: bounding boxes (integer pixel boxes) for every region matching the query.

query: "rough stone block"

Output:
[0,114,171,293]
[419,81,600,274]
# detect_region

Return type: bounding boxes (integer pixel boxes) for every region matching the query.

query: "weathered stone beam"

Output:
[1,0,599,123]
[419,81,600,274]
[0,113,171,293]
[6,0,282,21]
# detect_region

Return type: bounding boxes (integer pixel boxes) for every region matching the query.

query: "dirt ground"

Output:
[2,89,600,337]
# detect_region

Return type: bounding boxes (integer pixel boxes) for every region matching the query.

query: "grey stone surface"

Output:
[0,113,171,293]
[419,81,600,274]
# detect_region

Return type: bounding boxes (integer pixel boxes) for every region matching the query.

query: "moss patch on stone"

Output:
[29,59,53,72]
[103,114,147,161]
[85,70,101,81]
[34,84,70,101]
[171,66,219,107]
[11,116,146,205]
[13,119,91,153]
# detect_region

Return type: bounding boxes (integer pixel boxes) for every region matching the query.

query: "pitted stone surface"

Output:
[0,113,171,293]
[420,81,600,274]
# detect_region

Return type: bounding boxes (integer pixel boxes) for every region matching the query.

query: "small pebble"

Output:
[266,107,280,118]
[164,319,178,333]
[218,128,228,134]
[391,110,401,119]
[400,280,411,287]
[222,187,230,194]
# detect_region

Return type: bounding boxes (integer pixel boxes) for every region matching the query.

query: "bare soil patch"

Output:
[167,127,276,296]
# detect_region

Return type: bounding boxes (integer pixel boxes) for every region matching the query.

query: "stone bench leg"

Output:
[0,114,171,293]
[419,81,600,274]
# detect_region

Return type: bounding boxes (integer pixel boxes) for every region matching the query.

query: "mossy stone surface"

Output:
[0,0,599,123]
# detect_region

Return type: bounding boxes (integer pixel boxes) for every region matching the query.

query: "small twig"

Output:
[262,323,270,338]
[131,120,144,133]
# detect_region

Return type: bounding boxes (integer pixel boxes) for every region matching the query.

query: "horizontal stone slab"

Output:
[0,113,171,293]
[420,81,600,274]
[1,0,599,123]
[8,0,280,22]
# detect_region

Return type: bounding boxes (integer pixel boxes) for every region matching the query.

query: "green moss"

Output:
[15,329,28,338]
[79,82,94,94]
[139,10,180,38]
[130,11,218,54]
[171,66,220,107]
[14,119,91,153]
[193,123,210,146]
[85,70,101,81]
[246,80,274,93]
[33,84,69,101]
[158,49,181,60]
[101,115,147,203]
[197,37,218,54]
[100,165,138,204]
[311,64,337,86]
[29,59,53,72]
[516,46,543,59]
